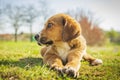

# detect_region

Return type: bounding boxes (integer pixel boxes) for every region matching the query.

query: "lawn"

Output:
[0,41,120,80]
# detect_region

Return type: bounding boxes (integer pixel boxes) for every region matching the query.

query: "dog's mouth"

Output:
[35,35,53,46]
[37,40,53,46]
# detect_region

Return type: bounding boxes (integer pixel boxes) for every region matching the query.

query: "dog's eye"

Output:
[47,23,53,28]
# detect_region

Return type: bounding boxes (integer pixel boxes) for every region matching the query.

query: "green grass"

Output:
[0,41,120,80]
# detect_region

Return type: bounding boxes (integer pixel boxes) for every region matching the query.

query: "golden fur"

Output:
[35,13,102,77]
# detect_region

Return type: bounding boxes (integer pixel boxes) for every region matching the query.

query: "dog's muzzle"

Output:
[40,37,53,45]
[34,34,53,45]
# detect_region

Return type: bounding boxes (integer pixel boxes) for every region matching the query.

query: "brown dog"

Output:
[35,13,102,77]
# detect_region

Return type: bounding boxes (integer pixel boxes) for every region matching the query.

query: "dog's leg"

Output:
[41,47,48,57]
[83,53,103,66]
[41,47,46,57]
[43,53,63,72]
[62,50,82,78]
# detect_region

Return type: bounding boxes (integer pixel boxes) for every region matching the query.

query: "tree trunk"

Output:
[15,28,18,42]
[30,24,33,42]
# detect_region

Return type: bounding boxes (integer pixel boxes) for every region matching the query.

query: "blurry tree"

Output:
[66,8,105,46]
[106,29,120,43]
[5,4,25,42]
[38,0,51,22]
[23,0,52,42]
[0,8,3,29]
[0,4,4,30]
[79,16,105,45]
[0,0,53,42]
[24,6,38,42]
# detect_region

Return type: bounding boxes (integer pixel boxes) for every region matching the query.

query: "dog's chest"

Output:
[55,42,70,62]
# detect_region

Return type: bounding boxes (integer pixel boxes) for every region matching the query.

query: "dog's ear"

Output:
[62,16,81,42]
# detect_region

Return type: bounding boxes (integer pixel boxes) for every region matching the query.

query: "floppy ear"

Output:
[62,16,81,42]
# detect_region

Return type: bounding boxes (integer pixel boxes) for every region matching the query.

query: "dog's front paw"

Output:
[62,66,79,78]
[50,64,63,72]
[91,59,103,66]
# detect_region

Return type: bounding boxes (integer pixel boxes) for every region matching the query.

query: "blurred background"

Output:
[0,0,120,46]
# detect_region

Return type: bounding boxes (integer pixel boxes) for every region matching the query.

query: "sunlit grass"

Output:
[0,41,120,80]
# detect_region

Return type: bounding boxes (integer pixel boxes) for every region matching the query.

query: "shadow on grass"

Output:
[0,57,43,69]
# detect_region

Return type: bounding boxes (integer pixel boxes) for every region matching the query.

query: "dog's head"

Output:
[35,13,81,45]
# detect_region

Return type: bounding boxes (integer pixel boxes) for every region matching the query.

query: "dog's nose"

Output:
[34,34,39,40]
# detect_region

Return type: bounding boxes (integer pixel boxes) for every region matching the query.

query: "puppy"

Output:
[35,13,102,77]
